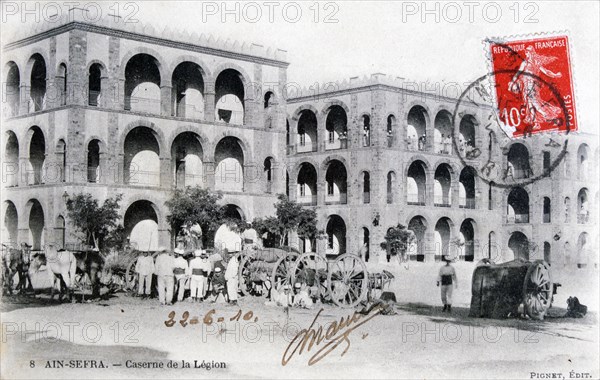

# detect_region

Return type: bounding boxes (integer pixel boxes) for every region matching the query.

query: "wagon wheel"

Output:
[292,253,329,302]
[125,257,139,292]
[327,254,369,308]
[237,252,254,296]
[522,260,553,320]
[272,252,299,292]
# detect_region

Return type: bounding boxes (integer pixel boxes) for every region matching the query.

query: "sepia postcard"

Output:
[0,1,598,379]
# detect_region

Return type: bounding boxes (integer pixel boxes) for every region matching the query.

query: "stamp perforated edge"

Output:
[482,30,580,139]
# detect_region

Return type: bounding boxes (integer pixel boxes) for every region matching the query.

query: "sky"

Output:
[2,1,599,134]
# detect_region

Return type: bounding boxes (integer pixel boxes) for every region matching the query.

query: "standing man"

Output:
[173,248,188,303]
[134,250,154,299]
[188,250,203,302]
[437,256,458,312]
[154,247,175,305]
[197,251,212,300]
[225,250,239,305]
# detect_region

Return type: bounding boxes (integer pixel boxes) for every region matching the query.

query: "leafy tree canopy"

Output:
[380,223,416,257]
[165,187,233,247]
[65,193,124,251]
[252,194,319,247]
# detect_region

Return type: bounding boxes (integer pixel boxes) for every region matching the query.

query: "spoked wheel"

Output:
[238,252,253,297]
[272,253,299,292]
[523,260,553,320]
[125,258,138,292]
[292,252,328,302]
[327,254,369,308]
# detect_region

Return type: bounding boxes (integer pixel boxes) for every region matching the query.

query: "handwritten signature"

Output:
[282,304,383,366]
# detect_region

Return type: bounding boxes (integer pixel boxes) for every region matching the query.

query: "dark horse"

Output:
[1,243,32,295]
[73,249,104,299]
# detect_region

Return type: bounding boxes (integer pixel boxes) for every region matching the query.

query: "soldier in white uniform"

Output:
[225,250,239,305]
[437,256,458,312]
[173,248,189,302]
[188,250,212,302]
[134,250,155,298]
[154,247,175,305]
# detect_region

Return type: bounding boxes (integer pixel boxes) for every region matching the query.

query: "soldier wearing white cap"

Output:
[188,250,212,302]
[134,250,155,298]
[154,247,175,305]
[173,248,188,302]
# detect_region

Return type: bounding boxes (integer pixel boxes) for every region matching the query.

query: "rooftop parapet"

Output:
[3,7,288,63]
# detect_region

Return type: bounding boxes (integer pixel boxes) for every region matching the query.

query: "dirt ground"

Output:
[1,263,598,379]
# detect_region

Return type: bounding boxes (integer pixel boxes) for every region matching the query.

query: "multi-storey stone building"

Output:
[2,11,598,273]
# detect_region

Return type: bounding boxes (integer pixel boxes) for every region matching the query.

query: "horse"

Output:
[73,249,104,299]
[1,243,31,295]
[42,245,78,301]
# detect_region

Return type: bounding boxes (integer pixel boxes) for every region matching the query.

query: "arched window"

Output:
[543,197,551,223]
[264,157,274,193]
[387,171,396,204]
[88,63,103,106]
[564,197,571,223]
[29,54,47,111]
[507,187,529,223]
[58,63,67,105]
[362,171,370,204]
[215,69,245,124]
[386,115,396,147]
[56,139,66,183]
[87,140,101,183]
[4,62,20,116]
[362,115,370,147]
[172,62,205,119]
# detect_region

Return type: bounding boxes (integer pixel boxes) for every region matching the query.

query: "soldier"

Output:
[210,266,227,303]
[188,250,203,302]
[134,250,154,299]
[225,250,239,305]
[437,256,458,312]
[173,248,188,302]
[154,247,175,305]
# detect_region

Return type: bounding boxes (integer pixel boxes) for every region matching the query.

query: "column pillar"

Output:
[204,91,215,122]
[19,84,30,114]
[159,156,171,188]
[160,84,172,116]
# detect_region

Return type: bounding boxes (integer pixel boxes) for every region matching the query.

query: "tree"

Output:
[65,193,124,251]
[252,194,319,248]
[380,224,415,259]
[165,187,230,248]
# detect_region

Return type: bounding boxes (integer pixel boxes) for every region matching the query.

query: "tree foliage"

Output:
[165,187,232,248]
[65,193,124,251]
[380,223,415,257]
[252,194,319,247]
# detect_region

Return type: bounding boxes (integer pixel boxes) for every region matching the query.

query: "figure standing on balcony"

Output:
[505,161,515,181]
[418,134,426,151]
[444,134,452,154]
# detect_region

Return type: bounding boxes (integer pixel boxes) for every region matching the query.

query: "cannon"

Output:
[469,258,559,320]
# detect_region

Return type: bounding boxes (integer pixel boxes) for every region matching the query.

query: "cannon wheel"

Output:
[522,260,553,320]
[292,253,329,302]
[327,254,369,308]
[272,252,299,292]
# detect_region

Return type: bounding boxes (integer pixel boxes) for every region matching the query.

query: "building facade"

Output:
[2,11,598,272]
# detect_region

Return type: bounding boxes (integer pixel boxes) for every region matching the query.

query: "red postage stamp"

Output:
[488,35,577,138]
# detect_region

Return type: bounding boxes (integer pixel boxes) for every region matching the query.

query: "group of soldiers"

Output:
[134,247,239,306]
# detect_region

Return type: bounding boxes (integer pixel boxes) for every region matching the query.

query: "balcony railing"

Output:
[125,170,160,186]
[266,181,273,194]
[507,214,529,223]
[174,104,204,120]
[2,104,19,118]
[543,213,551,223]
[297,195,317,206]
[325,138,348,151]
[325,193,347,205]
[175,174,204,188]
[387,135,394,148]
[459,198,476,209]
[363,192,370,204]
[296,143,318,154]
[387,193,393,204]
[407,193,425,206]
[125,96,161,114]
[87,167,99,183]
[88,90,100,106]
